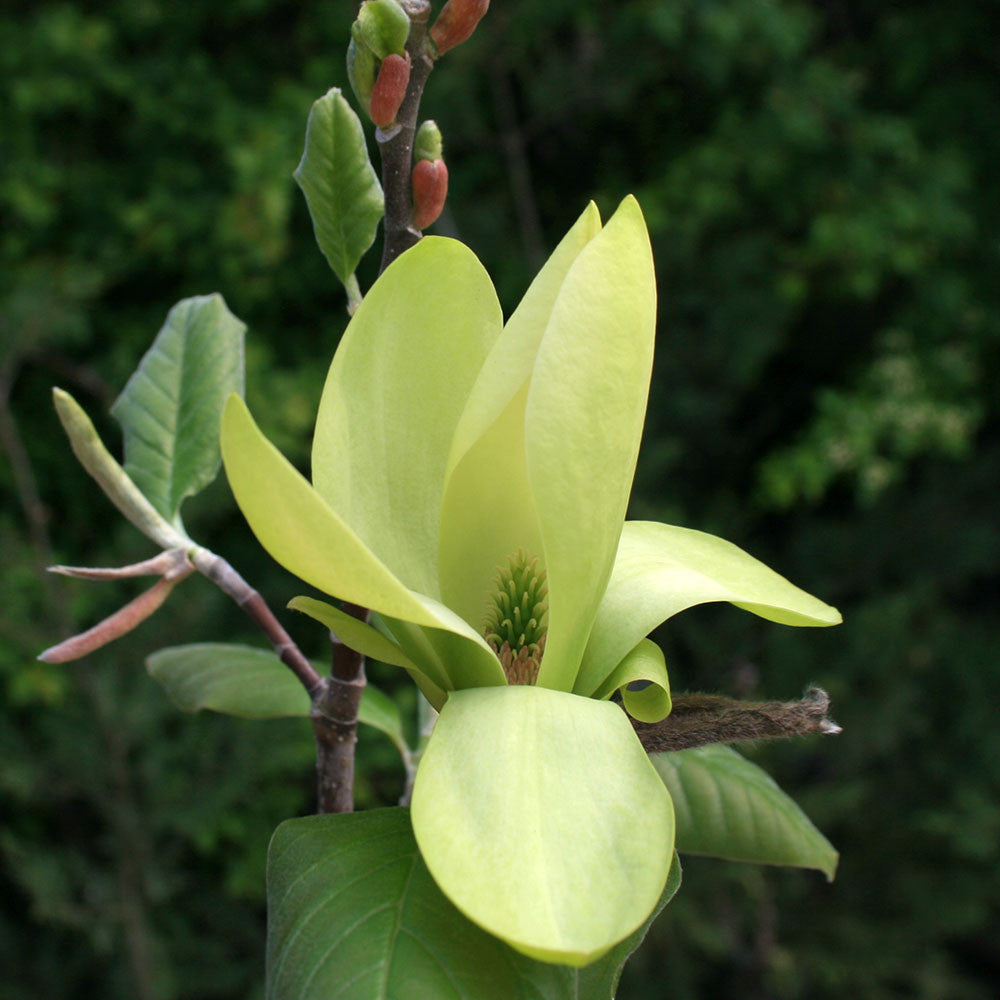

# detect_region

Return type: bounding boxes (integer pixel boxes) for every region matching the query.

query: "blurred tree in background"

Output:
[2,1,997,997]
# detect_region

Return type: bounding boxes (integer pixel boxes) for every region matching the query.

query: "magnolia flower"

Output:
[221,197,840,966]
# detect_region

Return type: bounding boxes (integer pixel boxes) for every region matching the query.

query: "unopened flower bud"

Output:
[413,120,443,162]
[412,158,448,230]
[352,0,411,60]
[430,0,490,56]
[369,52,411,127]
[346,37,378,111]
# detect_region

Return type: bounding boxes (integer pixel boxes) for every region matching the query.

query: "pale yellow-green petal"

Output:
[311,237,504,598]
[589,637,672,724]
[288,596,450,706]
[438,204,603,631]
[410,686,674,967]
[445,202,602,477]
[221,395,501,685]
[577,520,843,699]
[526,196,657,692]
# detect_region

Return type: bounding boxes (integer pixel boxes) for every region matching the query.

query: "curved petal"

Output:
[221,395,503,690]
[438,204,602,630]
[590,638,672,724]
[577,521,843,698]
[312,237,504,598]
[526,196,657,691]
[410,686,674,967]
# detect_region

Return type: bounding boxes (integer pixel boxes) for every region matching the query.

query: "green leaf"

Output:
[410,685,674,966]
[652,744,838,880]
[147,642,309,718]
[293,88,384,289]
[526,196,657,692]
[266,807,681,1000]
[220,395,505,692]
[145,643,409,756]
[577,520,843,699]
[110,294,245,524]
[52,388,190,550]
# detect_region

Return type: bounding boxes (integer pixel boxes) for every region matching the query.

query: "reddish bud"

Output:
[430,0,490,56]
[412,158,449,230]
[369,52,411,127]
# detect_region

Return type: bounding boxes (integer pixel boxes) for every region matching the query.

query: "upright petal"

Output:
[438,204,602,629]
[526,196,657,691]
[312,237,504,598]
[576,521,843,699]
[221,396,504,688]
[410,686,674,966]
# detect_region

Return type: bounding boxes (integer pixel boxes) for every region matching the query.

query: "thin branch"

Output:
[188,546,325,698]
[312,603,369,814]
[378,0,435,270]
[632,686,841,755]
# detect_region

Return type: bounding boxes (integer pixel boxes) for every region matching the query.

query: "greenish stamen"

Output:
[483,550,548,685]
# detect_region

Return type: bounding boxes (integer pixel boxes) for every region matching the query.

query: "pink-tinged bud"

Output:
[430,0,490,56]
[412,158,448,230]
[369,52,411,127]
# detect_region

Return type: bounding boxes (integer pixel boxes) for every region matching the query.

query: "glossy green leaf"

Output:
[652,744,838,880]
[52,388,189,550]
[293,88,384,288]
[410,685,674,966]
[527,197,657,692]
[590,638,672,723]
[146,642,408,754]
[220,395,505,692]
[312,237,503,602]
[111,294,245,524]
[267,808,681,1000]
[577,520,843,699]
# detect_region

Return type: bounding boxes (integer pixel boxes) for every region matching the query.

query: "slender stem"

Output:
[632,687,841,754]
[312,603,369,814]
[189,546,325,698]
[378,0,434,271]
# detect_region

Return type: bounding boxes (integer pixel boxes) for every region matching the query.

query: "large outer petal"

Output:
[410,686,675,967]
[526,196,657,691]
[438,205,602,631]
[312,237,504,598]
[220,396,504,689]
[576,520,843,698]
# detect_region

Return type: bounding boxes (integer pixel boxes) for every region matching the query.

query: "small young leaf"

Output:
[294,88,384,288]
[111,294,246,525]
[266,808,681,1000]
[652,744,838,880]
[146,643,408,756]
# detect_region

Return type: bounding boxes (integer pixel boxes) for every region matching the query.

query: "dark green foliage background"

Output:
[2,1,997,997]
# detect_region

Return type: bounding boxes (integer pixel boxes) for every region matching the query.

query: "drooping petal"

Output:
[410,686,675,967]
[221,395,504,690]
[591,638,672,724]
[438,204,602,629]
[311,237,504,599]
[525,196,657,692]
[576,521,843,699]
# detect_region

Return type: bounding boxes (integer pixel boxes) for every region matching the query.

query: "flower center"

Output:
[483,550,548,685]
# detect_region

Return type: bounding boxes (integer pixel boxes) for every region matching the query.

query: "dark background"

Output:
[2,1,998,997]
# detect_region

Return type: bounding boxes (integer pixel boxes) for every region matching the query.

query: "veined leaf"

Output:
[266,807,681,1000]
[146,643,408,757]
[652,744,838,880]
[111,294,245,524]
[294,87,384,288]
